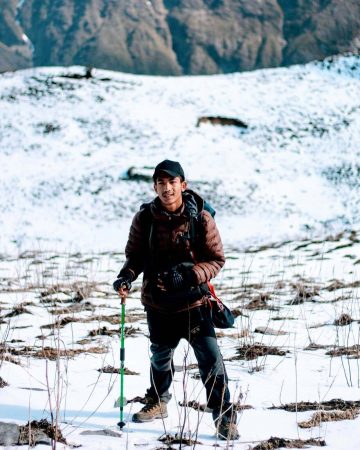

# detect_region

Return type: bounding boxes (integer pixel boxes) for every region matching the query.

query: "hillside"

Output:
[1,0,359,75]
[0,54,359,253]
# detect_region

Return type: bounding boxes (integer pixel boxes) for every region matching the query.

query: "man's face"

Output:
[154,174,187,211]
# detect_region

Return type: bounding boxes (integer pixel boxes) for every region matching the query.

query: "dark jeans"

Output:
[145,306,236,423]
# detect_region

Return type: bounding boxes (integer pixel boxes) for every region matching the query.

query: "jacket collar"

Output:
[150,190,204,221]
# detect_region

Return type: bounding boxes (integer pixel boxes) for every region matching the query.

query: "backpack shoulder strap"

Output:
[188,203,216,259]
[139,203,154,250]
[188,212,206,253]
[141,200,214,260]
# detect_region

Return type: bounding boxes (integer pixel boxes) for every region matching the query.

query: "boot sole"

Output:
[132,413,168,423]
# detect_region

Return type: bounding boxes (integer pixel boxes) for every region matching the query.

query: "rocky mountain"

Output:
[0,0,32,73]
[0,0,359,75]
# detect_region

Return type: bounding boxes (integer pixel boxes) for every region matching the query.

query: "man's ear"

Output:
[153,183,158,194]
[181,181,187,192]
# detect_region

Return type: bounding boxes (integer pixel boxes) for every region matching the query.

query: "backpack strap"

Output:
[207,281,224,309]
[140,199,215,268]
[139,202,153,249]
[189,200,216,247]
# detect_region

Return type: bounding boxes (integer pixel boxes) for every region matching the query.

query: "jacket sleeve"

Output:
[192,210,225,283]
[118,210,148,281]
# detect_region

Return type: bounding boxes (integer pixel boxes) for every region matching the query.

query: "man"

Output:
[113,159,239,440]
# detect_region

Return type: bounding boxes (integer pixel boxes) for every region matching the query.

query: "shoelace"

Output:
[142,402,159,412]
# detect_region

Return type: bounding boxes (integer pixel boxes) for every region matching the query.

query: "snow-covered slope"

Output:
[0,55,359,252]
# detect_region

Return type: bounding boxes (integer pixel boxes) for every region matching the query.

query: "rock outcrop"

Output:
[0,0,33,73]
[279,0,360,65]
[0,0,359,74]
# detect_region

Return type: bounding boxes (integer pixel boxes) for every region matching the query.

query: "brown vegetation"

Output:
[252,437,326,449]
[0,377,9,388]
[326,345,360,358]
[97,365,139,375]
[232,343,288,361]
[41,312,141,330]
[179,399,253,412]
[2,304,33,318]
[49,302,95,314]
[41,317,82,329]
[270,398,360,412]
[245,295,270,310]
[18,419,67,446]
[158,433,201,446]
[304,342,329,351]
[289,282,320,304]
[298,409,359,428]
[4,345,107,360]
[325,279,360,291]
[334,313,353,326]
[254,326,288,336]
[88,325,140,338]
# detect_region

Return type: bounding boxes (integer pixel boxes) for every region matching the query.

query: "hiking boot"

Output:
[216,420,240,440]
[132,400,168,423]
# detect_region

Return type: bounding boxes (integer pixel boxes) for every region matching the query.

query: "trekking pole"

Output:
[117,294,126,430]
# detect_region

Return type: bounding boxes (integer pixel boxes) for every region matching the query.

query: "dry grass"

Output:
[41,317,82,329]
[325,279,360,291]
[254,326,288,336]
[0,376,9,388]
[326,345,360,358]
[178,399,253,412]
[244,294,270,310]
[252,437,326,449]
[40,312,142,330]
[298,409,359,428]
[270,398,360,412]
[334,313,354,326]
[49,302,95,314]
[88,325,140,337]
[4,345,108,360]
[18,419,67,445]
[97,365,139,375]
[36,346,107,360]
[231,343,288,361]
[158,433,201,446]
[2,304,33,318]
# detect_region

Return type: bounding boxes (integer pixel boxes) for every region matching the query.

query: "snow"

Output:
[1,55,360,449]
[0,56,360,254]
[1,236,360,448]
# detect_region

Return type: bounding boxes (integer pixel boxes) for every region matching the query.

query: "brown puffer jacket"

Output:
[119,190,225,313]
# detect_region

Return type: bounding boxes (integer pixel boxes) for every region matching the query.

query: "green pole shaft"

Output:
[119,297,126,427]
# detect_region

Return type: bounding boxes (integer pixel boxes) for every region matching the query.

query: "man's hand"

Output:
[158,269,184,291]
[113,277,132,297]
[157,266,197,292]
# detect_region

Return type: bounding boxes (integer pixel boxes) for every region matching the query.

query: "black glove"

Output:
[160,266,197,292]
[161,269,185,291]
[179,265,198,286]
[113,277,132,293]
